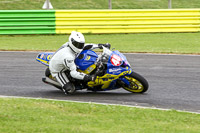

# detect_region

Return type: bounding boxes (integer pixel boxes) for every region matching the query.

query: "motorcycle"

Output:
[36,46,149,94]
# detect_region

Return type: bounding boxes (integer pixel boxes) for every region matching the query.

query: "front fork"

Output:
[118,68,133,87]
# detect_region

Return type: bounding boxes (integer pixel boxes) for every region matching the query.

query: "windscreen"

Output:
[99,46,112,64]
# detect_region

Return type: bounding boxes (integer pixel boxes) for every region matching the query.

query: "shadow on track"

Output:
[37,89,147,98]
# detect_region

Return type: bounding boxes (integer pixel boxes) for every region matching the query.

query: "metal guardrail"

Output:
[0,10,55,34]
[0,9,200,34]
[55,9,200,34]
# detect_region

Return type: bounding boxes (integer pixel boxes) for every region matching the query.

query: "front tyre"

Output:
[121,72,149,93]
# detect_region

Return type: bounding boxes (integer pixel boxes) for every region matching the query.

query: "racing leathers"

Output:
[49,42,110,94]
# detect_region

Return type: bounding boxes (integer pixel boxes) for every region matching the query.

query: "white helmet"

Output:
[69,31,85,54]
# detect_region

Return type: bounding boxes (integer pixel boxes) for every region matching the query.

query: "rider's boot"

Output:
[62,82,76,95]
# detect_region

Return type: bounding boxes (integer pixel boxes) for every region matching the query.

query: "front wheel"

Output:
[121,72,149,93]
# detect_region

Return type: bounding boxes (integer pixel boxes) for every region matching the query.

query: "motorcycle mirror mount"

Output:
[111,48,115,51]
[83,45,93,50]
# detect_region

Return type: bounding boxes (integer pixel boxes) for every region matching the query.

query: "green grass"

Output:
[0,97,200,133]
[0,0,200,10]
[0,33,200,54]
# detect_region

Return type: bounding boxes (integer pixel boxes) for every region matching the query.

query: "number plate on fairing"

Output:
[110,54,122,66]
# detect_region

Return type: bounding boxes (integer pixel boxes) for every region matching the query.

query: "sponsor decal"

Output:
[87,66,94,73]
[43,55,47,59]
[67,60,73,63]
[47,55,52,60]
[86,56,91,60]
[109,68,121,73]
[40,54,44,59]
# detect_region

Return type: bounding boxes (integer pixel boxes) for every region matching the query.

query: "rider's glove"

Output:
[83,75,96,82]
[98,43,111,49]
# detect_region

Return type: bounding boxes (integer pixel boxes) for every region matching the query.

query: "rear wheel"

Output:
[45,68,51,77]
[121,72,149,93]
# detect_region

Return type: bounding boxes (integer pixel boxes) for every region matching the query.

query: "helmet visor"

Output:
[71,38,85,49]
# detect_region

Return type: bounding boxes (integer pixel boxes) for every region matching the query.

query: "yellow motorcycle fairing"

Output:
[87,70,132,89]
[77,64,96,75]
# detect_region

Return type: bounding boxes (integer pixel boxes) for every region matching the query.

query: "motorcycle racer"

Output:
[48,31,110,94]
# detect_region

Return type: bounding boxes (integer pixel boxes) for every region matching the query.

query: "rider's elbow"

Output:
[70,71,77,78]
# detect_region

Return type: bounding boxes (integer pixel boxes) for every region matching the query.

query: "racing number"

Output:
[111,54,122,66]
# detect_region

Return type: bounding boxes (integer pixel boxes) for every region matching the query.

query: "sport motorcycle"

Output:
[36,46,149,94]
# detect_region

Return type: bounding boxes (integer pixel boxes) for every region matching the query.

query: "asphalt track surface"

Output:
[0,51,200,113]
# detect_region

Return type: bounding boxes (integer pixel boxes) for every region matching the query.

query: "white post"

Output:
[46,0,50,9]
[168,0,172,9]
[109,0,112,9]
[42,0,53,9]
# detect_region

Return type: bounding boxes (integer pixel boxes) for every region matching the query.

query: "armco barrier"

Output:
[0,9,200,34]
[55,9,200,34]
[0,10,56,34]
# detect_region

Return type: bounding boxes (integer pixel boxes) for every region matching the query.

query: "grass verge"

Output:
[0,0,200,10]
[0,33,200,54]
[0,97,200,133]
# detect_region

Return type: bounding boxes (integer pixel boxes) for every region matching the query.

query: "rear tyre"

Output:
[121,72,149,93]
[45,68,51,77]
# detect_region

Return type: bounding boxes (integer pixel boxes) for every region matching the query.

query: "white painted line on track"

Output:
[0,95,199,115]
[0,51,43,53]
[123,53,200,57]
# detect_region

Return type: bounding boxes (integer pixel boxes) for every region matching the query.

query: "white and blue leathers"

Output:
[49,42,98,87]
